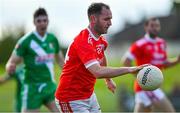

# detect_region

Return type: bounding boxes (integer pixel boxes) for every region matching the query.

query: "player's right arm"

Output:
[55,51,65,68]
[122,43,137,67]
[87,63,147,79]
[6,54,22,75]
[122,42,141,75]
[6,36,26,75]
[122,56,133,67]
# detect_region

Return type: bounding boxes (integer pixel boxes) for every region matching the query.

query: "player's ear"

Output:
[90,15,96,24]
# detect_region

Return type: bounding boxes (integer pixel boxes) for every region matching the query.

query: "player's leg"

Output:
[153,96,175,112]
[22,109,40,113]
[44,100,59,112]
[21,84,42,113]
[89,93,101,113]
[134,102,152,112]
[134,91,152,112]
[43,82,59,112]
[151,89,175,112]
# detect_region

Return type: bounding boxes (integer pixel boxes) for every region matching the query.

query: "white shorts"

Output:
[55,93,101,113]
[135,88,165,107]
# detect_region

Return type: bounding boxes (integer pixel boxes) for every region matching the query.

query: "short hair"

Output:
[33,8,48,19]
[87,2,110,18]
[145,17,159,26]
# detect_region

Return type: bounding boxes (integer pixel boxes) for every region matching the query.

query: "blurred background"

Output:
[0,0,180,112]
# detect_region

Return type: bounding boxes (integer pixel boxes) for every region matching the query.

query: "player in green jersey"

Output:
[6,8,64,112]
[0,65,24,112]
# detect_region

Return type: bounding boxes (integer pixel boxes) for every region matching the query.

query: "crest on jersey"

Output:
[88,35,93,45]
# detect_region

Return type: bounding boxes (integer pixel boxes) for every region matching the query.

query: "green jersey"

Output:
[13,31,60,83]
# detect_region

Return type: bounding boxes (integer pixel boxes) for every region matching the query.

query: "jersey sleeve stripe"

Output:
[85,59,99,68]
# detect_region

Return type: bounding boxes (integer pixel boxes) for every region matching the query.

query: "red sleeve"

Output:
[129,42,141,59]
[74,35,99,68]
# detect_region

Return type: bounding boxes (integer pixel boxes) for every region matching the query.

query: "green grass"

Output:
[0,61,180,112]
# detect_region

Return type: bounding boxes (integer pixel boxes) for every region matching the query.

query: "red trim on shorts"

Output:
[59,101,73,113]
[67,102,73,112]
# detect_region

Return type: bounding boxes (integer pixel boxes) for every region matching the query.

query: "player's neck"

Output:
[147,33,157,39]
[36,30,46,37]
[88,25,100,39]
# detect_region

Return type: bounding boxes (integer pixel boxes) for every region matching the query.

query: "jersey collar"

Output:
[144,33,157,43]
[87,27,100,41]
[33,31,47,42]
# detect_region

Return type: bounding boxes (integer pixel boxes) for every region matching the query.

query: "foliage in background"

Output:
[0,26,25,64]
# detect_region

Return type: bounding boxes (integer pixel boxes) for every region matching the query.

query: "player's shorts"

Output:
[135,88,165,107]
[21,82,56,110]
[55,93,101,113]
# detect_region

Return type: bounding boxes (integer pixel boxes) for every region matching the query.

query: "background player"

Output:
[55,3,148,113]
[6,8,64,112]
[122,17,180,112]
[0,65,24,112]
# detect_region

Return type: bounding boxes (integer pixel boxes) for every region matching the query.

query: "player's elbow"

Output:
[87,64,107,79]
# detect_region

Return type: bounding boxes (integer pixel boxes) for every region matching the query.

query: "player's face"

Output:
[146,20,161,38]
[94,7,112,34]
[34,15,48,35]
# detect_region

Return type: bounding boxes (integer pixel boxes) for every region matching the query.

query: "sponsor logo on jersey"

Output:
[35,54,54,64]
[96,44,105,54]
[153,52,165,59]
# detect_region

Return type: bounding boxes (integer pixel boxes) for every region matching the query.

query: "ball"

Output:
[137,65,163,91]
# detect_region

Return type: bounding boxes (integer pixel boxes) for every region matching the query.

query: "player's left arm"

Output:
[163,55,180,68]
[55,51,65,69]
[102,56,116,93]
[53,35,65,68]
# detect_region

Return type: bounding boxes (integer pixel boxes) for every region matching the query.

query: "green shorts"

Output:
[21,82,56,110]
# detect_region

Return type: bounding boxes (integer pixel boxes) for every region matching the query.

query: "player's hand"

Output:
[105,79,116,94]
[6,63,16,75]
[129,64,150,73]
